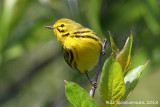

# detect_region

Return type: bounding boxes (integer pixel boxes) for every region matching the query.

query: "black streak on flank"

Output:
[63,48,72,68]
[63,49,69,63]
[57,28,65,33]
[62,33,69,37]
[73,31,91,34]
[69,49,74,65]
[74,35,98,41]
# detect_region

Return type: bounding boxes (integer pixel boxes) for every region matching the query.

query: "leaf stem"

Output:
[90,38,107,98]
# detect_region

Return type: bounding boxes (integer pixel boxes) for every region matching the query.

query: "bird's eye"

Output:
[61,24,65,27]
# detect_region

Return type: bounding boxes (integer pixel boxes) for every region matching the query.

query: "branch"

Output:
[90,38,107,98]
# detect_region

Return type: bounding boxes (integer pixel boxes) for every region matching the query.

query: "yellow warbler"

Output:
[45,18,102,80]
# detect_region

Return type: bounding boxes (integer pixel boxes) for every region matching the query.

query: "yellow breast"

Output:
[63,32,102,73]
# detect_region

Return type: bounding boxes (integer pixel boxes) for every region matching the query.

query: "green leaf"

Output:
[116,32,133,72]
[109,31,119,58]
[122,60,149,101]
[99,56,125,107]
[65,81,98,107]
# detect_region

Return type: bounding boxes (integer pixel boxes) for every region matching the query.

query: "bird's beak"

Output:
[44,26,56,29]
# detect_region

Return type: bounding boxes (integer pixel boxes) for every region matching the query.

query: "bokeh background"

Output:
[0,0,160,107]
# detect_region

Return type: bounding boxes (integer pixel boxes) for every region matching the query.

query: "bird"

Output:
[45,18,102,83]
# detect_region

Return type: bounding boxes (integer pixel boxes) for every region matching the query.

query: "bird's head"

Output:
[45,18,83,42]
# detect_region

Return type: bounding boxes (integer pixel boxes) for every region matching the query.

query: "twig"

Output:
[90,38,107,98]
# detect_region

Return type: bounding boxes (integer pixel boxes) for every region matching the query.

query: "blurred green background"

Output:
[0,0,160,107]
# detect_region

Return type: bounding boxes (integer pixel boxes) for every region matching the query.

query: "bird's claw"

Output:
[91,81,97,88]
